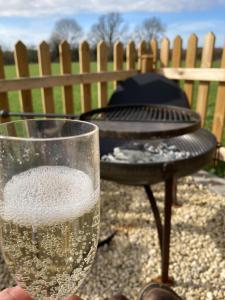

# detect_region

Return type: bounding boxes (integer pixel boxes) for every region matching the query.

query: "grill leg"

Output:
[144,181,175,284]
[161,176,175,283]
[144,185,163,253]
[172,179,182,207]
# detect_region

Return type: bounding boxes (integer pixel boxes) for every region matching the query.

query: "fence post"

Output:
[38,41,54,113]
[212,44,225,143]
[160,38,170,67]
[150,38,158,70]
[0,47,10,122]
[171,35,182,87]
[172,36,182,68]
[138,40,147,70]
[59,41,74,114]
[196,32,215,126]
[140,55,153,73]
[126,41,136,70]
[97,41,108,107]
[184,34,198,106]
[79,41,91,112]
[14,41,33,113]
[113,41,123,89]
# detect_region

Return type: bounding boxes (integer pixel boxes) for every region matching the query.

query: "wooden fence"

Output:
[0,32,225,160]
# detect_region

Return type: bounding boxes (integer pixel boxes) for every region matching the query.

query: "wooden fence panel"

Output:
[196,32,215,126]
[97,41,108,107]
[0,48,10,122]
[184,34,198,106]
[14,41,33,112]
[126,41,136,70]
[38,41,54,113]
[212,44,225,143]
[59,41,74,114]
[79,41,91,112]
[113,41,123,89]
[138,40,147,70]
[150,39,158,69]
[160,38,170,67]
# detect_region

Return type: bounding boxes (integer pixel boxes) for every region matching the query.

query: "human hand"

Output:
[0,286,81,300]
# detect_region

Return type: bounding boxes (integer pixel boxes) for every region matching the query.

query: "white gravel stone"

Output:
[206,291,214,300]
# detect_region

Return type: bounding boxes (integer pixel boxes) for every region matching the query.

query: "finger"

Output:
[67,296,82,300]
[0,286,32,300]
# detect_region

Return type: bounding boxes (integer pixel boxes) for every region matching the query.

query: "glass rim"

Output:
[0,118,99,142]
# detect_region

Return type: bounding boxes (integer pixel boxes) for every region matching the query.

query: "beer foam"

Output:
[2,166,99,227]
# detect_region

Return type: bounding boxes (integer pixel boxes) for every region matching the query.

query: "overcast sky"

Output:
[0,0,224,48]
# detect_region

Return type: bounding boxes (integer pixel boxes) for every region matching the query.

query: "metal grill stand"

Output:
[81,105,216,284]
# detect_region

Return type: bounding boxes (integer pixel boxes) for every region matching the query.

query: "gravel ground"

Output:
[1,176,225,300]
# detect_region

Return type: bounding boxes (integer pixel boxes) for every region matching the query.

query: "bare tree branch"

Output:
[135,17,166,42]
[49,18,83,48]
[88,12,128,49]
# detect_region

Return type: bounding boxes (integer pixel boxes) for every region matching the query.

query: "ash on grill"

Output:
[101,142,191,164]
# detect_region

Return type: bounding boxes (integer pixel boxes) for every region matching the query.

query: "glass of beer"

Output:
[0,119,100,299]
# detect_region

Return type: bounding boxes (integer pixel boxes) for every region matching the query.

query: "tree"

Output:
[50,18,82,46]
[88,12,128,53]
[49,18,82,60]
[135,17,166,42]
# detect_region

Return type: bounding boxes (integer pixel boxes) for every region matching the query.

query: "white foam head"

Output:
[1,166,99,226]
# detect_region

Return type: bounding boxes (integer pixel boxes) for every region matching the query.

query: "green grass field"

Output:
[4,61,225,176]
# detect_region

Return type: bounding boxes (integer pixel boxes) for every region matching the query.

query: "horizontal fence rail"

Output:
[158,68,225,82]
[1,68,225,94]
[0,70,137,92]
[1,33,225,162]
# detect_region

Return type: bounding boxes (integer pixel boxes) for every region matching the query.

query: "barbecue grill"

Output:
[81,104,201,139]
[80,104,217,284]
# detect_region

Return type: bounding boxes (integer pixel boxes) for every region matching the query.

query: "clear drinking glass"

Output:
[0,119,100,299]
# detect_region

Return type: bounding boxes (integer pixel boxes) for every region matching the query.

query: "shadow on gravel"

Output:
[173,204,225,259]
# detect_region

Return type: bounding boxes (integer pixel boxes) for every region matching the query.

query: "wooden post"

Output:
[138,40,147,70]
[172,36,182,68]
[38,41,54,113]
[59,41,74,114]
[196,32,215,126]
[184,34,198,106]
[160,38,170,67]
[150,39,158,70]
[212,44,225,143]
[126,41,136,70]
[0,47,10,122]
[140,54,153,73]
[14,41,33,113]
[79,41,91,112]
[113,41,123,89]
[97,41,108,107]
[171,35,182,86]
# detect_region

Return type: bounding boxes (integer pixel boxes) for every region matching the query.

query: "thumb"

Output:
[0,286,32,300]
[0,287,82,300]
